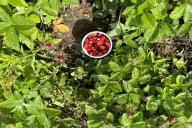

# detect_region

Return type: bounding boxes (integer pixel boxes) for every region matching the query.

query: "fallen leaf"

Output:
[52,17,64,26]
[56,24,70,33]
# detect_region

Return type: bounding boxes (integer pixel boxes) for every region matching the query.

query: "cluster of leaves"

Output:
[0,0,192,128]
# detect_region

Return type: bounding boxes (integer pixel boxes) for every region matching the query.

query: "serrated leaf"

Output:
[109,81,122,92]
[139,75,151,83]
[42,107,61,117]
[132,68,139,80]
[120,113,131,127]
[123,6,134,16]
[49,0,61,10]
[170,4,185,20]
[177,23,192,35]
[0,0,8,5]
[144,23,159,42]
[176,75,185,86]
[61,118,81,127]
[98,75,109,83]
[142,12,156,28]
[184,3,192,22]
[0,22,12,34]
[8,0,28,7]
[19,34,34,50]
[146,97,159,112]
[138,1,151,14]
[117,94,128,104]
[37,113,51,128]
[4,27,20,51]
[63,0,76,5]
[28,13,41,23]
[0,98,17,108]
[42,6,58,16]
[109,62,122,72]
[12,15,35,31]
[0,7,12,22]
[132,122,145,128]
[106,112,114,122]
[124,37,138,48]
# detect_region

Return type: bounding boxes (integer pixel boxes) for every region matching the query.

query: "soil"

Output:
[40,0,110,68]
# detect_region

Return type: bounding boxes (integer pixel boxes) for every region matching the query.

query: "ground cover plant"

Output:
[0,0,192,128]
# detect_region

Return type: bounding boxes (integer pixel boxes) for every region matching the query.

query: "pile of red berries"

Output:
[83,32,111,56]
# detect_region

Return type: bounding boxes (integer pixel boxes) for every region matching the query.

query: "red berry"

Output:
[58,55,65,62]
[92,36,97,41]
[105,42,111,47]
[102,50,108,54]
[99,46,106,50]
[84,45,89,49]
[101,36,106,41]
[91,33,97,37]
[46,43,52,48]
[97,33,102,37]
[97,40,103,46]
[98,52,103,56]
[89,41,93,44]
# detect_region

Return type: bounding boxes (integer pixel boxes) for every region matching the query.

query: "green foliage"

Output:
[0,0,192,128]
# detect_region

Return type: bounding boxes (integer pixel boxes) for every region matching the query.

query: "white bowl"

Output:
[81,31,113,58]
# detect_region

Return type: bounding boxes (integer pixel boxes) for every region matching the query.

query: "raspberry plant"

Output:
[0,0,192,128]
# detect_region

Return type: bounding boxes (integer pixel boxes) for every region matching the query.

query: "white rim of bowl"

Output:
[81,31,113,59]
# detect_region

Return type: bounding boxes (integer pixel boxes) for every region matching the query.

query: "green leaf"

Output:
[144,23,159,42]
[109,81,122,92]
[124,37,138,48]
[0,7,12,22]
[61,118,81,127]
[28,13,41,23]
[63,0,76,5]
[12,15,35,31]
[138,1,151,14]
[106,112,114,122]
[42,107,61,117]
[176,75,185,86]
[132,68,139,80]
[109,62,122,72]
[49,0,61,10]
[173,58,186,69]
[138,47,146,62]
[0,22,12,34]
[154,59,167,72]
[117,94,128,104]
[4,27,20,51]
[42,6,58,16]
[8,0,28,7]
[177,23,192,35]
[144,85,150,92]
[0,0,8,5]
[98,75,109,83]
[120,113,131,127]
[37,113,51,128]
[19,34,34,50]
[146,97,160,112]
[132,122,145,128]
[138,75,151,83]
[123,80,134,93]
[123,6,134,16]
[142,12,156,28]
[0,98,17,109]
[170,4,185,20]
[184,3,192,22]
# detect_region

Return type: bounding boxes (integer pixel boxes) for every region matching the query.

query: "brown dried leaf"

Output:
[52,17,64,26]
[56,24,70,33]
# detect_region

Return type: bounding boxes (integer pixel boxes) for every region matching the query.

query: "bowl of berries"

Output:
[81,31,112,58]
